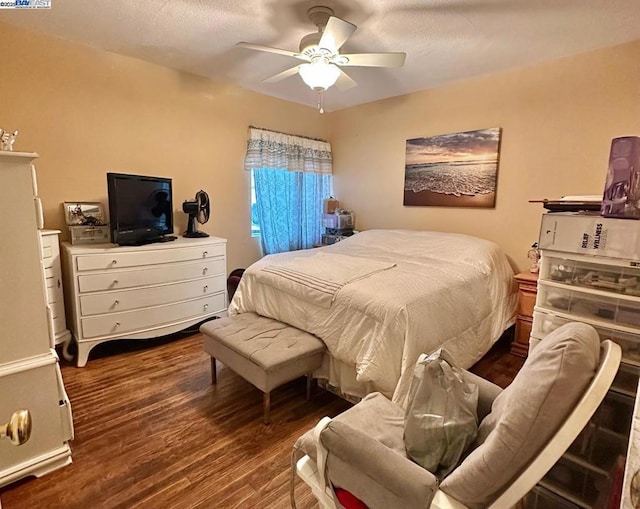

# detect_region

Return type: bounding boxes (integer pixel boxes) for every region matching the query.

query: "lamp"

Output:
[299,59,341,91]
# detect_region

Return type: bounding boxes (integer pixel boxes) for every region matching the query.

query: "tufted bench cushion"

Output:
[200,312,325,424]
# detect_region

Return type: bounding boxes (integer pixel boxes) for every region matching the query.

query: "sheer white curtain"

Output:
[244,127,333,254]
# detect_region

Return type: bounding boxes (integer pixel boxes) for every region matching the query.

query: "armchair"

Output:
[292,323,621,509]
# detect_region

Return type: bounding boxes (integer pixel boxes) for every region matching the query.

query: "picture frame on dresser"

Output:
[63,201,105,226]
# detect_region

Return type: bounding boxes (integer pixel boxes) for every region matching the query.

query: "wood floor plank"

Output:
[0,331,520,508]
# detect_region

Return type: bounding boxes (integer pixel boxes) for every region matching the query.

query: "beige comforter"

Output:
[229,229,517,406]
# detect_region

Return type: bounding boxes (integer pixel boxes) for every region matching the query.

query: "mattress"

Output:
[229,229,517,406]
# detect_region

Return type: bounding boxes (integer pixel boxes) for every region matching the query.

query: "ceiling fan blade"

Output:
[318,16,356,53]
[236,42,307,60]
[263,66,301,84]
[338,52,407,68]
[335,69,357,91]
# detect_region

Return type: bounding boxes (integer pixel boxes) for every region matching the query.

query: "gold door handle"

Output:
[1,409,32,446]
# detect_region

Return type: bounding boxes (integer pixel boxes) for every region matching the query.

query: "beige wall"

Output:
[327,40,640,272]
[0,22,328,271]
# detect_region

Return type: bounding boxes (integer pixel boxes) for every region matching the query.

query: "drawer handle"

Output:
[203,285,208,292]
[57,279,61,288]
[114,322,121,328]
[1,409,32,446]
[113,280,119,286]
[203,267,208,274]
[202,251,208,258]
[204,304,209,310]
[112,260,118,265]
[114,300,119,306]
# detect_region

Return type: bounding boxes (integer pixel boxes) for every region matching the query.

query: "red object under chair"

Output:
[335,488,368,509]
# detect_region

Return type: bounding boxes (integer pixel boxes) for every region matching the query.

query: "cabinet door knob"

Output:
[1,409,32,446]
[202,251,208,258]
[57,279,61,288]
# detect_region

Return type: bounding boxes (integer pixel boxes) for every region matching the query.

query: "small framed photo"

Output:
[63,202,106,226]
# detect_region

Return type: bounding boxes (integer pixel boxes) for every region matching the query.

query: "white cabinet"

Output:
[527,212,639,508]
[39,230,72,351]
[0,152,73,489]
[62,236,228,367]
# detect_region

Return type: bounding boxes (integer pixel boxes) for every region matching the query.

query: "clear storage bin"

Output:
[568,422,628,472]
[532,310,640,365]
[591,390,634,436]
[611,362,640,397]
[539,456,608,508]
[522,485,581,509]
[537,283,640,329]
[542,255,640,296]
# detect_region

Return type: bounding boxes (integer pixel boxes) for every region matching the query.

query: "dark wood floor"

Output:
[0,331,523,509]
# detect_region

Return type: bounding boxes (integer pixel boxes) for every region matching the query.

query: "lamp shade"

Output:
[299,61,341,91]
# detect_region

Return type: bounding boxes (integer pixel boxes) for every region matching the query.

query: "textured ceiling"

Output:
[1,0,640,112]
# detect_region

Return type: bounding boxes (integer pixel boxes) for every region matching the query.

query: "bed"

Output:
[229,229,517,406]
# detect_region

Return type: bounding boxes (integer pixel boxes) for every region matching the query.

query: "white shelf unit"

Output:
[62,236,228,367]
[0,152,73,492]
[525,213,640,508]
[39,230,72,352]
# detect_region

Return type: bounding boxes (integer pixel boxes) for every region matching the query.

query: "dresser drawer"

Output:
[77,258,225,293]
[80,292,225,339]
[75,244,225,271]
[79,275,225,316]
[518,289,537,317]
[39,233,60,264]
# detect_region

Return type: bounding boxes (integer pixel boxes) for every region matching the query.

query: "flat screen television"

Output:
[107,172,174,246]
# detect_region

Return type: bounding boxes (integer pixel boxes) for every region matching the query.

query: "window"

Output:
[244,127,333,255]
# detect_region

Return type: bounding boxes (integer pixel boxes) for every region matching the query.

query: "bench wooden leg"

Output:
[263,392,271,425]
[210,357,217,384]
[306,372,313,401]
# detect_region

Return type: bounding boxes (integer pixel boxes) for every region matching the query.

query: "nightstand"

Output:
[510,271,539,357]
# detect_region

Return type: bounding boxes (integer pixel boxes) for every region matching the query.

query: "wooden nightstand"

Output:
[510,271,539,357]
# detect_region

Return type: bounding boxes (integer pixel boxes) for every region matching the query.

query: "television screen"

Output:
[107,173,173,245]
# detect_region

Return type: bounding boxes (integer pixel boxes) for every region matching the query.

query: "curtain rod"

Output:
[249,125,327,143]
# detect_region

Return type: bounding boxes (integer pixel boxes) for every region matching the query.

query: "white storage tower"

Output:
[525,212,640,508]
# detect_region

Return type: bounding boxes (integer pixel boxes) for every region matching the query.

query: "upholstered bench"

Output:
[200,312,326,424]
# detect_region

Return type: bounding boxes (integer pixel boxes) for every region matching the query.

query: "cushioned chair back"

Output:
[440,323,621,509]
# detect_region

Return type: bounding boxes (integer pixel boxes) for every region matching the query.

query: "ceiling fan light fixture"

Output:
[299,60,340,91]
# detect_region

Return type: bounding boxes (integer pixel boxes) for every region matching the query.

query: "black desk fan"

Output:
[182,190,210,238]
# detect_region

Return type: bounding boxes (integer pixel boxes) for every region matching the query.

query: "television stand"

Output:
[61,236,228,366]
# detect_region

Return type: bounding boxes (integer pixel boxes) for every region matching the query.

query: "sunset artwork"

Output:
[403,127,502,207]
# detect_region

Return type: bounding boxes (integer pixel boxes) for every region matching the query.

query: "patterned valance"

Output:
[244,127,332,175]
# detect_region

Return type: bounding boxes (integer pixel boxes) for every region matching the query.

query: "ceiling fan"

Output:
[236,6,406,100]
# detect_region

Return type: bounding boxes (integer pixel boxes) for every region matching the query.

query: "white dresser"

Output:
[0,152,73,492]
[39,230,72,352]
[62,236,228,367]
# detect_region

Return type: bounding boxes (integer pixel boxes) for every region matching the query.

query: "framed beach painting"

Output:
[403,127,502,207]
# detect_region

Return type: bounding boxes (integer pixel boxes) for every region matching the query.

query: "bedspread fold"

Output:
[261,252,396,308]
